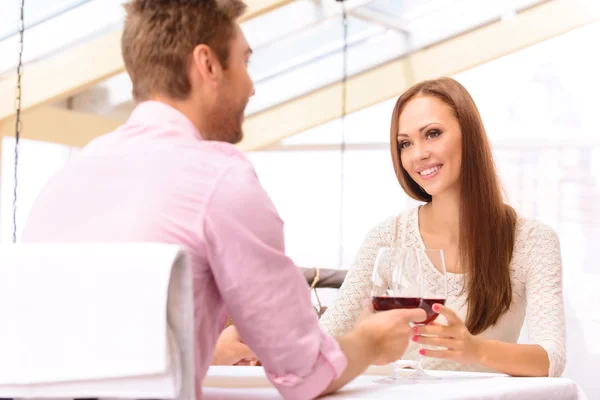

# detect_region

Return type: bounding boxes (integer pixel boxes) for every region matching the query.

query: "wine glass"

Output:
[410,248,448,381]
[371,247,422,384]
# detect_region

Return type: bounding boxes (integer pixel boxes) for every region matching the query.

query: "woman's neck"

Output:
[421,189,461,243]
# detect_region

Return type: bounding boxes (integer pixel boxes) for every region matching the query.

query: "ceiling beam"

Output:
[238,0,600,151]
[1,0,596,153]
[243,0,295,19]
[348,7,411,35]
[0,0,294,123]
[0,106,124,148]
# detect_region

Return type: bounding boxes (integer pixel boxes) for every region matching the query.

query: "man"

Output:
[21,1,424,398]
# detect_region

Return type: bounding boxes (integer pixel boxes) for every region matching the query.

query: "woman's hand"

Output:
[212,325,258,366]
[413,304,484,366]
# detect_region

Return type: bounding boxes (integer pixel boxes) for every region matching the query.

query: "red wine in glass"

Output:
[417,298,446,325]
[372,296,421,311]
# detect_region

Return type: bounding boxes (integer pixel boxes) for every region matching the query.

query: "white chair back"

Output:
[0,243,195,400]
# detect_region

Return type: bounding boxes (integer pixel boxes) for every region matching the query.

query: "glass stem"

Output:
[417,344,424,373]
[393,362,401,379]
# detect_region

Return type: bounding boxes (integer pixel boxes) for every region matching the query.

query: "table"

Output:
[203,366,587,400]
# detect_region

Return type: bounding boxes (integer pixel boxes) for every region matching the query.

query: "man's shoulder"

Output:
[197,141,253,172]
[81,127,254,173]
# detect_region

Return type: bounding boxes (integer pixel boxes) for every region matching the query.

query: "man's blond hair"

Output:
[121,0,247,101]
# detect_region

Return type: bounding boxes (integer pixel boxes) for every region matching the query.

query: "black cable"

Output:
[13,0,25,243]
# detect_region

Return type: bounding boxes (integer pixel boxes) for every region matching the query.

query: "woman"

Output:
[319,77,566,377]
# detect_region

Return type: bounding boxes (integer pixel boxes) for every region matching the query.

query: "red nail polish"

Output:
[412,336,418,342]
[433,304,440,312]
[419,349,426,356]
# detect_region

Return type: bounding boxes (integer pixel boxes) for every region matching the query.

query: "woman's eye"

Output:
[426,129,441,139]
[398,141,411,150]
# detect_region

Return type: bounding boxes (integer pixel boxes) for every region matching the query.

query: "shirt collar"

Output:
[128,100,202,140]
[126,100,251,163]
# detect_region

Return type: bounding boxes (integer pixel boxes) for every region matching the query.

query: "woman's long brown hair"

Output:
[390,77,517,334]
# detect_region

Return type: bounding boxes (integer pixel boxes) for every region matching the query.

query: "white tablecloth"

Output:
[203,366,587,400]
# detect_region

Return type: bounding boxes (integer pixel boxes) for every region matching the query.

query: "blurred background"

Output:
[0,0,598,397]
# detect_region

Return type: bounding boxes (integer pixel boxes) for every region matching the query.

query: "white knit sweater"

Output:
[319,206,566,377]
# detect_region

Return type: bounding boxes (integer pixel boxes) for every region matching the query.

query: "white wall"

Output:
[0,137,78,243]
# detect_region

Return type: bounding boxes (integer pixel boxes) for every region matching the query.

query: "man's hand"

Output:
[355,298,375,326]
[321,304,426,396]
[354,304,426,366]
[212,325,257,366]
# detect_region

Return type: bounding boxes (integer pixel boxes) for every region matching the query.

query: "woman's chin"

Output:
[426,183,461,199]
[420,184,439,197]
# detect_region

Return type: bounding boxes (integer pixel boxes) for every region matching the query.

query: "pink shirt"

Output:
[22,101,347,399]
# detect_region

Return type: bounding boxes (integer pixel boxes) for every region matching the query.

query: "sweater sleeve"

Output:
[524,221,567,377]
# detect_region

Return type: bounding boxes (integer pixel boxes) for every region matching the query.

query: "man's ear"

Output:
[191,44,222,87]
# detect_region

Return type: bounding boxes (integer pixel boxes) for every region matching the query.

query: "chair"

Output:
[0,243,195,400]
[300,267,348,317]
